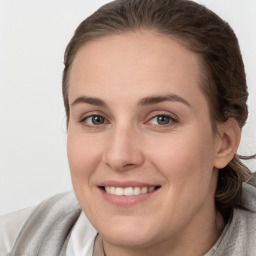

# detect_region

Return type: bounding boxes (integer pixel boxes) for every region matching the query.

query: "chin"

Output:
[101,229,156,249]
[96,217,163,248]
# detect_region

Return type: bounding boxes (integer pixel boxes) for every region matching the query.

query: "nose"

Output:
[103,125,145,171]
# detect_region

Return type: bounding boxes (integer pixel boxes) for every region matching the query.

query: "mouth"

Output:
[99,186,161,196]
[98,181,161,206]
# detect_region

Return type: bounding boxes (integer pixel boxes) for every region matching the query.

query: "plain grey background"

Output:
[0,0,255,215]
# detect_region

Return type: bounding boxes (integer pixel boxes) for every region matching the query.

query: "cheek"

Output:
[67,132,104,217]
[67,132,102,183]
[145,127,216,185]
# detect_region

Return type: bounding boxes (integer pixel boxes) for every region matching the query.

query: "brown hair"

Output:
[62,0,254,220]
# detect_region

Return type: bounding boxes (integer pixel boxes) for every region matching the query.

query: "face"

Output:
[67,31,222,252]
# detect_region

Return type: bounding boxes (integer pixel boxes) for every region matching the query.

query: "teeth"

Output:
[124,187,133,196]
[104,186,156,196]
[148,186,155,193]
[110,187,115,194]
[141,187,148,194]
[133,187,141,195]
[115,187,124,196]
[105,187,111,193]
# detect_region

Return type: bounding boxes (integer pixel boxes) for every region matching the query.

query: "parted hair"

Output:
[62,0,254,221]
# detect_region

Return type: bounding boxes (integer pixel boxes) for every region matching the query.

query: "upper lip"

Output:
[98,180,160,188]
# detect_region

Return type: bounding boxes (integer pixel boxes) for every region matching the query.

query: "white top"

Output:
[0,207,225,256]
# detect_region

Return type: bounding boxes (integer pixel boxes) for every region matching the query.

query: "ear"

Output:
[214,118,241,169]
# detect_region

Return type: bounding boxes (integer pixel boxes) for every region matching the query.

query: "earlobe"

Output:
[214,118,241,169]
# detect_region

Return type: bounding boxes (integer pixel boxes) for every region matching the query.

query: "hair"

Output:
[62,0,255,221]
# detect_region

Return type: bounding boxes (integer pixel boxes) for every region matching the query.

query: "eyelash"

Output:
[79,113,178,128]
[79,114,108,127]
[146,114,178,127]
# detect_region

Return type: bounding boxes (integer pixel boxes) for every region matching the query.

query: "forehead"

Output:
[68,31,205,106]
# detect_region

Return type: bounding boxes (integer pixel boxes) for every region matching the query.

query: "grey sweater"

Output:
[214,183,256,255]
[6,183,256,256]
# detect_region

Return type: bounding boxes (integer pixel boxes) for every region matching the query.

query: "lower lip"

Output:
[100,188,158,206]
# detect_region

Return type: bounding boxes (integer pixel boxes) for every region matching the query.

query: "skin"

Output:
[67,31,239,256]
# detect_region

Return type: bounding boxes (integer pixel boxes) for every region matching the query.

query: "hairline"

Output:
[63,29,220,132]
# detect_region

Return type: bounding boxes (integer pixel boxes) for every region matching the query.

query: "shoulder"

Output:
[241,182,256,211]
[0,206,35,254]
[0,191,80,255]
[216,182,256,255]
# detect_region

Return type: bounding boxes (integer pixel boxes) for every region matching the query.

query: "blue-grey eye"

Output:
[150,115,173,125]
[157,115,171,125]
[85,115,105,125]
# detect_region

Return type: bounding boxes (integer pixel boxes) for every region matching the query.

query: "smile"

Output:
[104,186,158,196]
[98,181,161,206]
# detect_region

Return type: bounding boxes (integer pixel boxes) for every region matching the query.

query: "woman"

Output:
[1,0,255,255]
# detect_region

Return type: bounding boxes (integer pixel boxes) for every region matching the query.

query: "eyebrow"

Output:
[71,96,107,107]
[138,93,191,107]
[70,93,191,108]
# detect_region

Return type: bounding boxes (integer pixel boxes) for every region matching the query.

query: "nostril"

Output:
[122,163,136,168]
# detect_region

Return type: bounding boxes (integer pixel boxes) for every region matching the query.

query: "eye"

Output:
[81,115,107,126]
[149,114,176,126]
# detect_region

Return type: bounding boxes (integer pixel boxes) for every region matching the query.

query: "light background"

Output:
[0,0,255,215]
